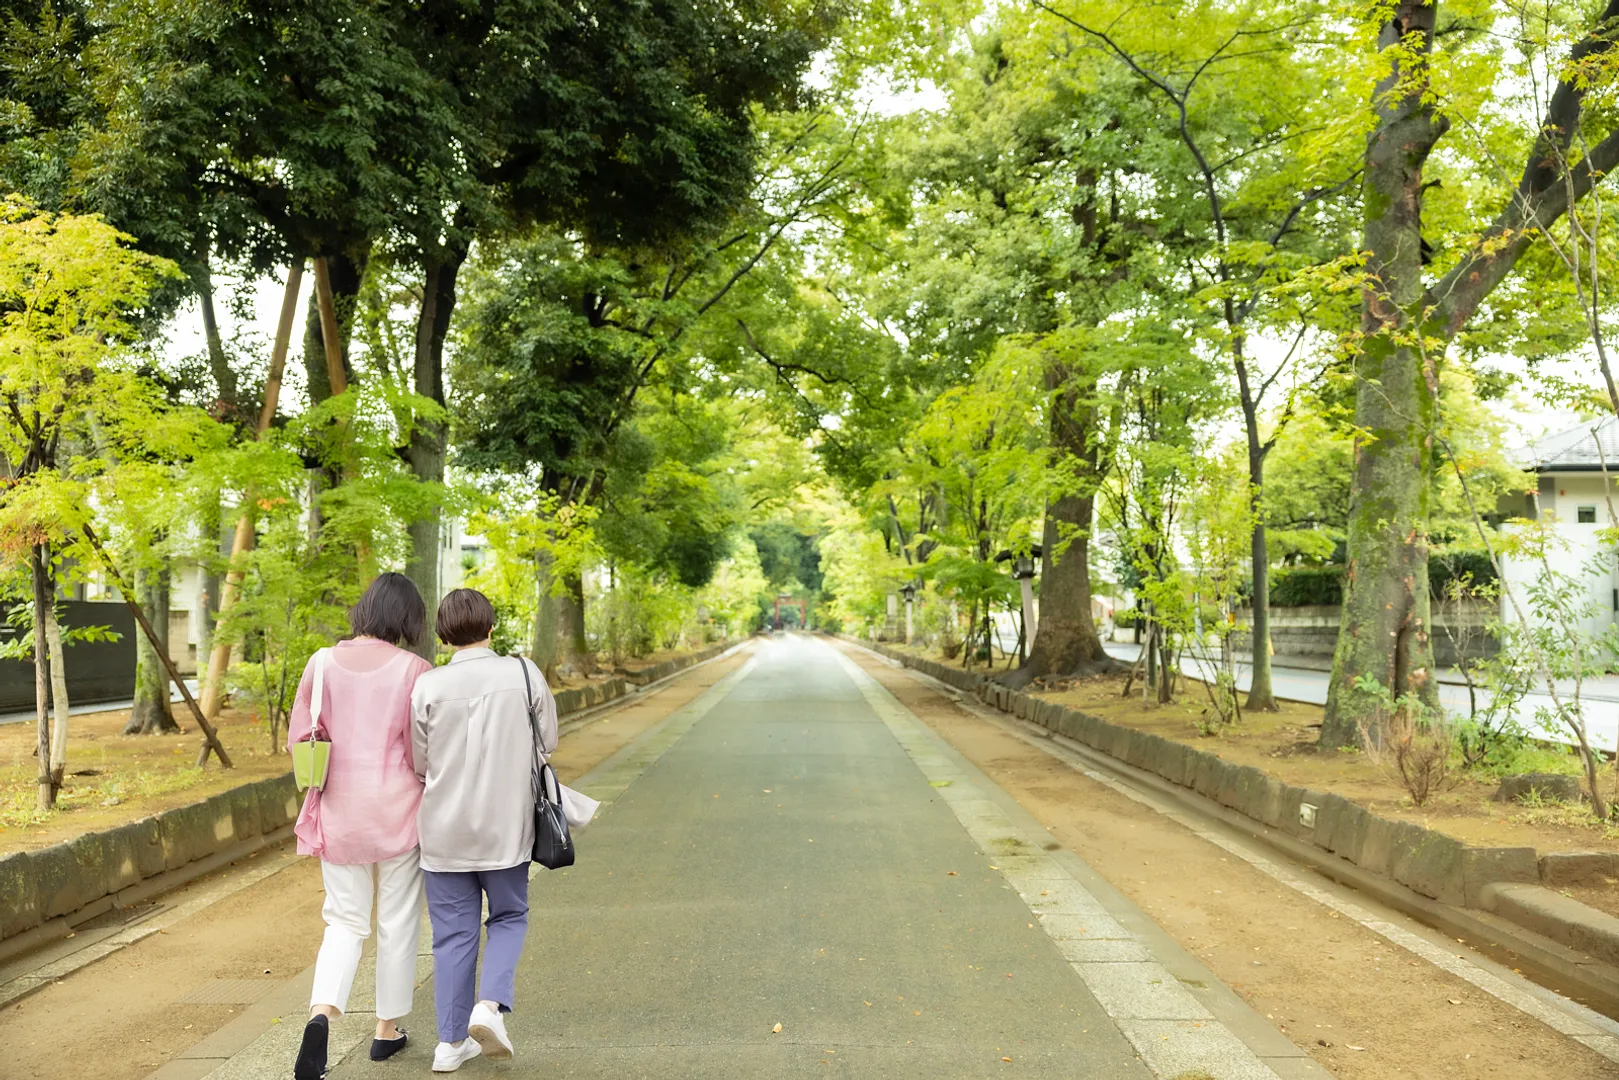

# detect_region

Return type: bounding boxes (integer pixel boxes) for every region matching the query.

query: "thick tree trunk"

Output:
[404,248,468,658]
[531,552,561,681]
[557,570,595,674]
[128,564,179,735]
[1003,360,1113,687]
[1322,2,1444,748]
[32,545,54,811]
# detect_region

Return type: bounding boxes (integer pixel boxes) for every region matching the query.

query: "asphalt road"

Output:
[316,636,1304,1079]
[1104,643,1619,753]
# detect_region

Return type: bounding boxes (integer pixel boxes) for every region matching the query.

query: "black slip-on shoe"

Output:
[371,1029,409,1061]
[294,1015,329,1080]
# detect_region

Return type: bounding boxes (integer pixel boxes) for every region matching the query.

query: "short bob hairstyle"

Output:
[436,588,496,647]
[350,572,427,647]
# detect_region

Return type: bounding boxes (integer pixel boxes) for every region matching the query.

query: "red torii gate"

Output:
[772,595,808,629]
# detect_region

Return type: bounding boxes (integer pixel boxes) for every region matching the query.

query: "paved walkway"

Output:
[204,636,1319,1079]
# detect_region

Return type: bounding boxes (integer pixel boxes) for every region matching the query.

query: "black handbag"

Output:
[518,658,575,869]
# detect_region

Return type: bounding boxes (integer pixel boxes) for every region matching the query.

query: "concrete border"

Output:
[843,636,1619,1016]
[0,639,743,963]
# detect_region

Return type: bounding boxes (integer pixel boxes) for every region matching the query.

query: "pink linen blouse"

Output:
[286,639,434,864]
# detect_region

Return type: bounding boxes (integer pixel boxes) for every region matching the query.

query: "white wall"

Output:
[1500,471,1619,641]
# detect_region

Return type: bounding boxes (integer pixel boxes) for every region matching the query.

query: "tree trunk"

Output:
[128,564,179,735]
[557,570,594,674]
[197,259,236,416]
[404,247,468,659]
[1322,1,1444,748]
[32,545,54,811]
[197,501,228,663]
[1247,518,1277,708]
[1003,360,1113,687]
[43,571,68,796]
[1235,337,1279,711]
[531,551,560,681]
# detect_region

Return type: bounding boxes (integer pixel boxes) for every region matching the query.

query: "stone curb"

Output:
[0,640,738,958]
[845,637,1619,982]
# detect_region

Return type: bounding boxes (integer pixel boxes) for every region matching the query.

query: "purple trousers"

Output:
[424,864,530,1043]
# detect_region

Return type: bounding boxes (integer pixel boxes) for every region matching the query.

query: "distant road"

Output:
[1103,644,1618,752]
[0,679,199,726]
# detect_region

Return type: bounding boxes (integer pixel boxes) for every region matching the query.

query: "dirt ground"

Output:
[840,643,1619,1080]
[0,645,753,1080]
[896,645,1619,857]
[0,705,296,853]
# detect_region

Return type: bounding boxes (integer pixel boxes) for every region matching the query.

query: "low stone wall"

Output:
[1230,601,1497,671]
[552,641,735,715]
[0,639,738,952]
[0,775,300,954]
[853,639,1617,967]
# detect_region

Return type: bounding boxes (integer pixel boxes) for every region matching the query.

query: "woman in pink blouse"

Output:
[286,573,435,1080]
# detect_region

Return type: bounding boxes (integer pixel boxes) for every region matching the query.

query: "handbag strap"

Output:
[516,657,562,807]
[307,648,329,742]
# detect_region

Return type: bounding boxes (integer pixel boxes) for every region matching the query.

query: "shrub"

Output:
[1268,554,1497,610]
[1270,565,1344,607]
[1429,550,1498,596]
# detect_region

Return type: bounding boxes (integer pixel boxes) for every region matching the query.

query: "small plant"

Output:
[1352,675,1457,807]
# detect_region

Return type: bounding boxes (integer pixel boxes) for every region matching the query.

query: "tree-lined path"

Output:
[315,635,1308,1079]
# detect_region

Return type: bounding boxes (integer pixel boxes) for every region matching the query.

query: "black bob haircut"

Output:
[436,588,496,646]
[349,572,427,647]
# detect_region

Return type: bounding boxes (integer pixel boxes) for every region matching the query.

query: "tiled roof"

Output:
[1523,415,1619,471]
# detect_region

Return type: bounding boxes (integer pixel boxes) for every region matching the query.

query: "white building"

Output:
[1502,417,1619,640]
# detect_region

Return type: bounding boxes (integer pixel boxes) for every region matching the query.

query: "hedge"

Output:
[1269,553,1498,609]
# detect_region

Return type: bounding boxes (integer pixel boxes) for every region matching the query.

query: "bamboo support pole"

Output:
[81,525,233,768]
[198,261,304,720]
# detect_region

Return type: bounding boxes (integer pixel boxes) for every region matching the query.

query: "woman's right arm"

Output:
[284,655,318,754]
[409,681,430,783]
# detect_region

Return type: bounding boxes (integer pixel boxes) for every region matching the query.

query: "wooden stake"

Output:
[81,525,233,768]
[199,261,303,720]
[313,256,348,396]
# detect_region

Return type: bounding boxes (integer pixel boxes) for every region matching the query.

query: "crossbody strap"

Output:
[517,657,560,806]
[517,655,540,769]
[307,648,330,741]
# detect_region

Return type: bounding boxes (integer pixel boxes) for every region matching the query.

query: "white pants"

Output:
[309,848,424,1020]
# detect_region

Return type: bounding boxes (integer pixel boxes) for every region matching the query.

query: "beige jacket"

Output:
[410,648,558,873]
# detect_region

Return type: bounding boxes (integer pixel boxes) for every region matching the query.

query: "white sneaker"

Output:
[432,1038,481,1072]
[468,1001,514,1060]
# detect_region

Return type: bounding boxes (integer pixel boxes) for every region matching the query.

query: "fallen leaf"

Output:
[864,1001,872,1007]
[1447,999,1462,1005]
[947,871,957,876]
[1002,1057,1013,1063]
[771,1023,783,1034]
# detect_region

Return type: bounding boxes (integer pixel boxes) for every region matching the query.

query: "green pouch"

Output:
[293,736,331,791]
[293,647,332,791]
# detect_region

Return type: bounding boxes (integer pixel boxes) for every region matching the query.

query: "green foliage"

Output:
[1271,566,1345,608]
